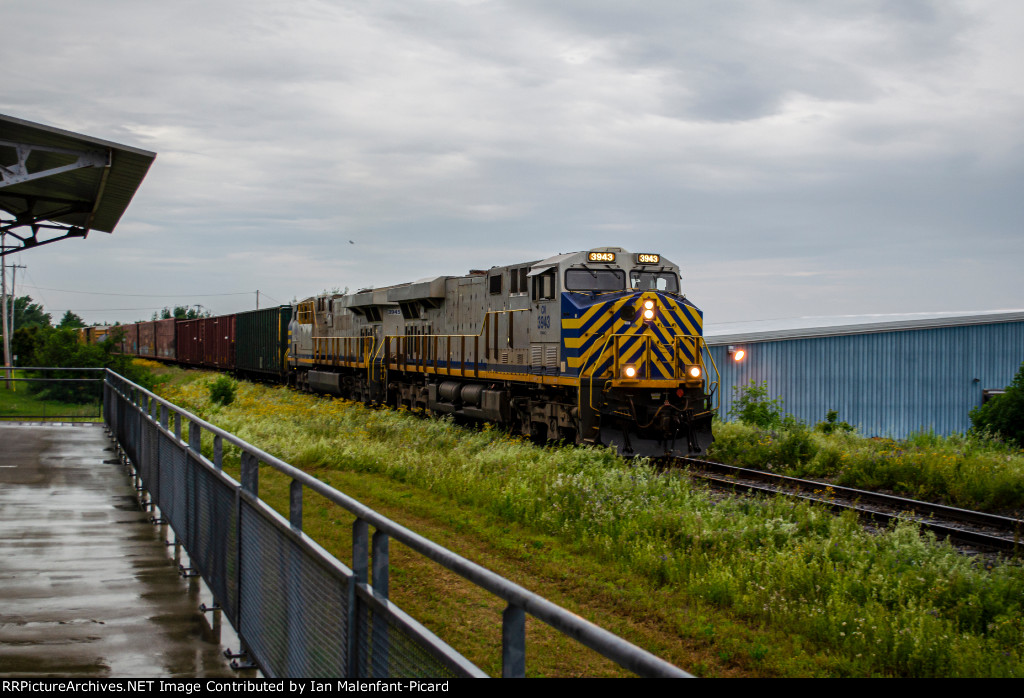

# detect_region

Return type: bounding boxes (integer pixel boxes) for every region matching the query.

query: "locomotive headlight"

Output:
[643,308,655,320]
[644,300,655,310]
[688,365,702,379]
[623,365,637,379]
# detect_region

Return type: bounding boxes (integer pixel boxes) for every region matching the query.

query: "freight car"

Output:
[235,306,291,381]
[289,247,718,456]
[176,315,236,370]
[132,318,177,360]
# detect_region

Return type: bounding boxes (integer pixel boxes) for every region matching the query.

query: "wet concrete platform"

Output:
[0,423,238,678]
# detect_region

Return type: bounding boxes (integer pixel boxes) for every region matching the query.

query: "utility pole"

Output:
[1,232,10,387]
[8,262,24,348]
[256,289,260,310]
[1,245,28,388]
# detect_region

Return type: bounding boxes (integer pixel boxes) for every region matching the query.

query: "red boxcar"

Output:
[155,318,176,360]
[206,315,236,369]
[176,316,235,369]
[117,323,139,355]
[137,321,156,358]
[176,318,204,366]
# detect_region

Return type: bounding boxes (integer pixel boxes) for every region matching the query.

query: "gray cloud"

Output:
[2,0,1021,325]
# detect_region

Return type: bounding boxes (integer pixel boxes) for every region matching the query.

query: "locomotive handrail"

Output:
[311,335,373,369]
[371,308,529,379]
[700,341,721,413]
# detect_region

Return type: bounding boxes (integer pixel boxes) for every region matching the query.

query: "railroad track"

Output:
[674,457,1024,556]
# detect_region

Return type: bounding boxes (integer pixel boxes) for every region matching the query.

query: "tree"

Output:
[11,326,41,365]
[729,380,787,428]
[28,326,155,402]
[157,305,209,320]
[970,361,1024,447]
[11,295,52,329]
[57,310,86,329]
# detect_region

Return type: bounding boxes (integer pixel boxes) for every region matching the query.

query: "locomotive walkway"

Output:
[0,423,237,678]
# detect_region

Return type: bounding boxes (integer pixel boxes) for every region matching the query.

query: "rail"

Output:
[678,457,1024,555]
[102,369,691,678]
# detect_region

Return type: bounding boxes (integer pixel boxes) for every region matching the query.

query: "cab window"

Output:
[565,268,625,292]
[630,271,679,293]
[532,269,557,300]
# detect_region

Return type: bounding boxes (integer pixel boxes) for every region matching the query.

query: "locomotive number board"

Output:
[588,251,616,262]
[636,253,660,264]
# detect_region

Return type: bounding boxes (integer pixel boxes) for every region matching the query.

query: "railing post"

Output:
[371,530,389,596]
[240,451,259,497]
[188,419,201,454]
[289,479,302,529]
[213,434,223,470]
[371,529,391,677]
[502,603,526,678]
[349,519,369,677]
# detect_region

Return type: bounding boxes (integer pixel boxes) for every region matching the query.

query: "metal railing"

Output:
[1,367,104,420]
[102,370,691,678]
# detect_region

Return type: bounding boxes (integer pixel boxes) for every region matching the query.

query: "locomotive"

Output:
[288,247,718,456]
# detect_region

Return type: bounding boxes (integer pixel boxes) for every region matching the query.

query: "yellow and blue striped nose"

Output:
[561,290,704,379]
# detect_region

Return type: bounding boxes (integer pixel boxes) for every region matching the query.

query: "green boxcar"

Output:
[235,306,292,380]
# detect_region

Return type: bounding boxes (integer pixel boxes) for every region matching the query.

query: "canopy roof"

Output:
[0,113,156,255]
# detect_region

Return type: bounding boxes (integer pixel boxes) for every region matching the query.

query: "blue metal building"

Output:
[704,311,1024,438]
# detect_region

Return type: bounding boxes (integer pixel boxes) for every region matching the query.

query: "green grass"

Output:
[155,373,1024,677]
[0,374,101,420]
[708,419,1024,515]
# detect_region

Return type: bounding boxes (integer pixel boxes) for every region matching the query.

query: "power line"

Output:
[20,284,255,298]
[45,307,199,312]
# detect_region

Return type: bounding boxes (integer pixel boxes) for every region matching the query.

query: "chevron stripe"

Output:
[561,289,706,378]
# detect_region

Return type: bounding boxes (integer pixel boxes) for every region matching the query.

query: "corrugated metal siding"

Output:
[708,320,1024,438]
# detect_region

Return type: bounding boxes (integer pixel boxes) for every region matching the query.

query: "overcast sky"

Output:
[3,0,1022,327]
